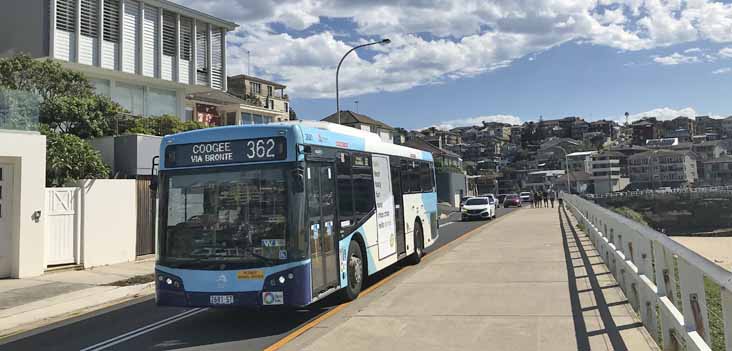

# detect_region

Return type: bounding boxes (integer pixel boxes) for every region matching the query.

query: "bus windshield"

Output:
[159,164,306,269]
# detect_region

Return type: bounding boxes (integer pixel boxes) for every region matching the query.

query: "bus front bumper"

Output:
[154,263,313,309]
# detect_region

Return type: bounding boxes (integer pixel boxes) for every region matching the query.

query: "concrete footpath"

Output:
[0,259,155,338]
[282,207,660,351]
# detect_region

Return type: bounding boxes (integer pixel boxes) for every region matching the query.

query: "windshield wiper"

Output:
[248,252,278,266]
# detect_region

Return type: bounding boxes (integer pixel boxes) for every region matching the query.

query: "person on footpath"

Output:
[549,190,556,208]
[558,190,564,208]
[536,191,543,208]
[542,190,549,208]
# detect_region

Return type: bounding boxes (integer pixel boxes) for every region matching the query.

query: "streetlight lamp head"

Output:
[380,38,391,44]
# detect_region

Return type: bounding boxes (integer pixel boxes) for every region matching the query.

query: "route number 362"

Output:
[246,138,276,159]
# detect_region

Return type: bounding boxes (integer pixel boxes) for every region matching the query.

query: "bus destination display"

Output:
[166,137,287,167]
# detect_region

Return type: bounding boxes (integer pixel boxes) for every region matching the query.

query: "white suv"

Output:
[461,197,496,221]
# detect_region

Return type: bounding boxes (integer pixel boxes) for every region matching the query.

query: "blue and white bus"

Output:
[155,121,438,308]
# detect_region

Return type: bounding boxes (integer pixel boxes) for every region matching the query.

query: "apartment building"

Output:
[227,74,290,122]
[565,151,596,173]
[702,157,732,186]
[0,0,237,119]
[590,151,629,194]
[628,150,698,189]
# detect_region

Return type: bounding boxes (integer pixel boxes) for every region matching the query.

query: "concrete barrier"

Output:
[563,193,732,351]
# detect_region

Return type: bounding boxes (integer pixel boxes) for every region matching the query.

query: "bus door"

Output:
[306,163,340,296]
[390,158,406,256]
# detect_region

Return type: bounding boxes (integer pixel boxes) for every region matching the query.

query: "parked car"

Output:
[519,192,532,202]
[480,193,497,206]
[503,194,522,207]
[459,196,472,208]
[461,197,496,221]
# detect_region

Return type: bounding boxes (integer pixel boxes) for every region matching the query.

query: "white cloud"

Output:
[713,67,732,75]
[720,47,732,58]
[171,0,732,98]
[427,115,523,130]
[684,48,702,53]
[653,52,700,65]
[624,107,697,122]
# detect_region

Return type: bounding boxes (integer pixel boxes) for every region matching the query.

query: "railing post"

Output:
[722,288,732,351]
[678,257,711,345]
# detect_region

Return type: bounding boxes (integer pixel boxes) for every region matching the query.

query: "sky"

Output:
[174,0,732,130]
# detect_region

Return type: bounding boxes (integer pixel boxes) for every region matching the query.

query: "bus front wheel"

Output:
[343,239,364,301]
[407,220,424,265]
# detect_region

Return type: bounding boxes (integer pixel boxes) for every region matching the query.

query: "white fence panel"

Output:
[564,194,732,351]
[45,188,79,266]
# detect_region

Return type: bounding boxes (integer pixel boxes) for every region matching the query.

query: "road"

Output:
[0,207,518,351]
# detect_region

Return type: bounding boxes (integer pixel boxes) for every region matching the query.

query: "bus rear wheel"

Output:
[343,239,364,301]
[407,220,424,265]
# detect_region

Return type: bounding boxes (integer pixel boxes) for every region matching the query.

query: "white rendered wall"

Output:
[78,179,137,268]
[0,131,47,278]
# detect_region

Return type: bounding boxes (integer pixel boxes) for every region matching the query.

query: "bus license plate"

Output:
[210,295,234,305]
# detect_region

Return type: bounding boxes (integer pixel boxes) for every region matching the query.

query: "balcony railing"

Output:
[563,194,732,351]
[0,88,40,132]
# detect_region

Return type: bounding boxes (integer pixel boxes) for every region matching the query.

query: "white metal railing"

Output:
[586,185,732,200]
[563,194,732,351]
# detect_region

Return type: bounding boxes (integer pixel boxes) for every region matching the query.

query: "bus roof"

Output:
[160,121,433,170]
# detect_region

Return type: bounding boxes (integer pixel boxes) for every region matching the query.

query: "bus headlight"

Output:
[279,276,286,284]
[156,271,184,291]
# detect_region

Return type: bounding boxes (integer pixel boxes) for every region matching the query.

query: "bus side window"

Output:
[352,154,374,222]
[401,160,420,193]
[419,162,432,192]
[336,152,354,236]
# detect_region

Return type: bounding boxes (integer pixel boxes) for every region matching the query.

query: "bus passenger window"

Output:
[419,162,432,192]
[352,154,374,221]
[337,152,354,234]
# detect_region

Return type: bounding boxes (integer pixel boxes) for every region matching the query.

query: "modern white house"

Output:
[0,0,238,120]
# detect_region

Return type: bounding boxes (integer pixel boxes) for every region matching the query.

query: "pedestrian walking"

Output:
[549,190,556,208]
[542,190,549,207]
[558,190,564,208]
[536,191,543,208]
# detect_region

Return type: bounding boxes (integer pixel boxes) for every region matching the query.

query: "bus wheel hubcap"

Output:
[350,255,362,287]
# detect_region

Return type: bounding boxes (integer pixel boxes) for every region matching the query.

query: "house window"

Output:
[267,86,273,96]
[162,11,176,57]
[195,21,208,85]
[179,17,192,61]
[102,0,120,43]
[284,102,289,112]
[250,82,261,95]
[146,88,177,117]
[56,0,76,33]
[80,0,99,38]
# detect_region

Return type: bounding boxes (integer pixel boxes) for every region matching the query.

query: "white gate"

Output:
[45,188,79,266]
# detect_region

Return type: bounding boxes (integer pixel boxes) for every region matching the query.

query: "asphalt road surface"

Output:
[0,207,518,351]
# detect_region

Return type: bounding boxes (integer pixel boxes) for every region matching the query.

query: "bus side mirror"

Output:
[292,167,305,193]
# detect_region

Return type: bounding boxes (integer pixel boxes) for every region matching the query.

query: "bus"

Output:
[154,121,438,308]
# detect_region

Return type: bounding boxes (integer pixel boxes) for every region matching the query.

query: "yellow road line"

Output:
[264,209,521,351]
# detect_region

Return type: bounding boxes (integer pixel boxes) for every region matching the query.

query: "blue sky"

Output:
[175,0,732,129]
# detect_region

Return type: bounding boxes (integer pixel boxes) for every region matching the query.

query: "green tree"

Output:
[0,55,93,101]
[0,55,125,138]
[41,94,124,138]
[43,128,110,187]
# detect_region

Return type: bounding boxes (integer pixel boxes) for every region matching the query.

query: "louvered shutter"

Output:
[210,28,223,90]
[122,0,139,74]
[178,16,192,84]
[54,0,76,61]
[142,4,159,78]
[79,0,99,65]
[161,10,176,81]
[101,0,120,69]
[195,22,208,86]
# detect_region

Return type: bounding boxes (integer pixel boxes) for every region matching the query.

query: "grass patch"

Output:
[612,206,649,226]
[704,276,725,351]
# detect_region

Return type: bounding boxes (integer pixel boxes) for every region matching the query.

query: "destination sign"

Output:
[165,137,287,167]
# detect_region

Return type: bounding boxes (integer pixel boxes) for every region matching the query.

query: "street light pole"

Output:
[554,145,571,193]
[336,39,391,124]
